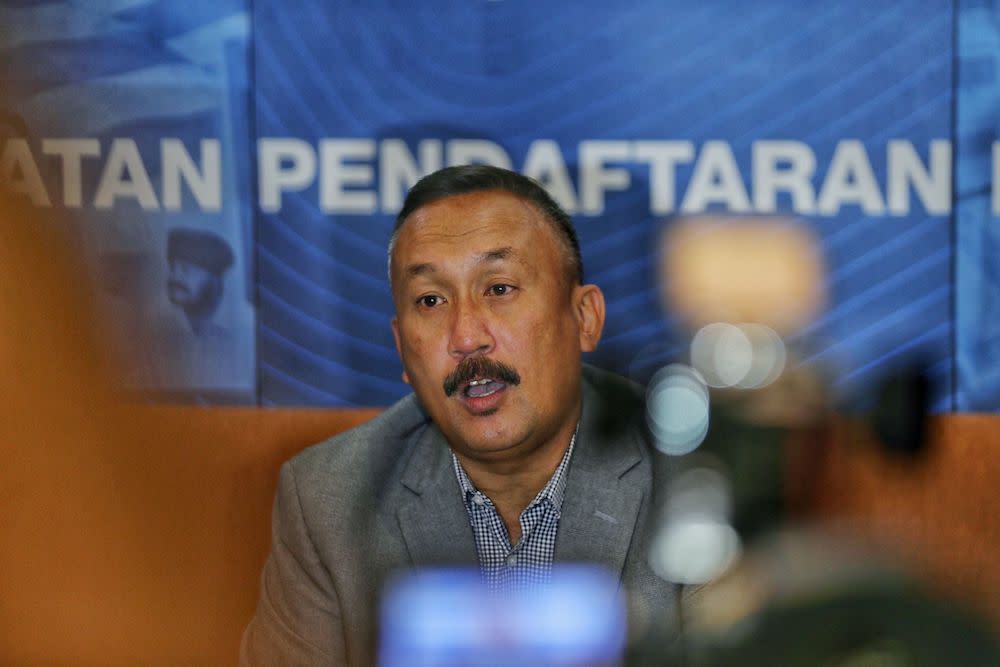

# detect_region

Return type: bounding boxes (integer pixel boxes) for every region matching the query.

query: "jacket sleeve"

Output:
[240,461,346,666]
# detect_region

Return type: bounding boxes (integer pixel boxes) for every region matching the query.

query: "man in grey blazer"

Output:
[241,165,680,666]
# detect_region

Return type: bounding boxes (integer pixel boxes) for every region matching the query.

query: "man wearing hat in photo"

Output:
[166,227,235,338]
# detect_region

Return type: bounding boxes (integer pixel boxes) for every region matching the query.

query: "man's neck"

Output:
[454,411,580,544]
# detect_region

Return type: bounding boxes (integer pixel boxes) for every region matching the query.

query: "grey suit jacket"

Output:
[240,365,680,666]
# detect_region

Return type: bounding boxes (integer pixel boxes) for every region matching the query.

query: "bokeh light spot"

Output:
[646,364,710,456]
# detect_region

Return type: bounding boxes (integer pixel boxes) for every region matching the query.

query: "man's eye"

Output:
[487,284,515,297]
[417,294,442,308]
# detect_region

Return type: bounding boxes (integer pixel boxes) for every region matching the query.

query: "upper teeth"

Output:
[469,378,492,386]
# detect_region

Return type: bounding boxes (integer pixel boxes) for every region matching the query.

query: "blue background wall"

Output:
[0,1,994,411]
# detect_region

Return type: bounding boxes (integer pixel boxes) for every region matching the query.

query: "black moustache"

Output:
[443,357,521,397]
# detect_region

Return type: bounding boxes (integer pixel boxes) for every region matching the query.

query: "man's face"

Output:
[168,259,218,311]
[390,190,605,464]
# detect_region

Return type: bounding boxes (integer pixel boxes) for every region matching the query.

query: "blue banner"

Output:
[6,1,997,412]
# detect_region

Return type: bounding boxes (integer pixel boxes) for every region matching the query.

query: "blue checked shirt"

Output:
[451,429,577,594]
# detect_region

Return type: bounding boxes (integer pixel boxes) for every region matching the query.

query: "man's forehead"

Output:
[395,191,555,259]
[404,190,545,234]
[403,245,519,278]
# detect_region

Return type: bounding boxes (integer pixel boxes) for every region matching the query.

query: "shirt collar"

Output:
[451,424,578,512]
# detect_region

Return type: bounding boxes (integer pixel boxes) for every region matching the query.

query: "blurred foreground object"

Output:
[640,214,1000,664]
[0,192,384,665]
[0,191,141,663]
[787,415,1000,632]
[648,215,832,550]
[659,215,829,434]
[661,216,826,335]
[379,566,626,667]
[648,465,741,586]
[675,528,1000,667]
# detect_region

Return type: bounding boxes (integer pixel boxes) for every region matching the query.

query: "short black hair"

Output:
[390,165,583,285]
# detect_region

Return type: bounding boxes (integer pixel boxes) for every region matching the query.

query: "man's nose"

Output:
[448,299,494,359]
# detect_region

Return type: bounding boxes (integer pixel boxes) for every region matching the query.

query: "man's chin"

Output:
[442,414,533,461]
[452,435,525,461]
[418,389,523,453]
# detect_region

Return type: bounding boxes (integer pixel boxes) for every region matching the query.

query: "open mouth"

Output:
[443,357,521,398]
[443,357,520,415]
[463,377,506,398]
[456,375,511,415]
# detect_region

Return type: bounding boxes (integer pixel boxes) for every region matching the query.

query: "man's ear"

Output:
[390,316,411,384]
[572,284,606,353]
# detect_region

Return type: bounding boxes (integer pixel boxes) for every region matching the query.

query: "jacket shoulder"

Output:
[582,363,644,401]
[581,363,646,429]
[284,393,429,503]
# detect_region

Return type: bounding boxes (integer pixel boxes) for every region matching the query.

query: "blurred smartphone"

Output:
[378,565,626,667]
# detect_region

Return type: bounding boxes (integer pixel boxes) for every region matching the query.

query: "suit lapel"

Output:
[555,375,648,580]
[396,422,478,566]
[392,370,649,576]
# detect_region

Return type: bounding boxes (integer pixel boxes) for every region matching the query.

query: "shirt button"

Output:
[506,554,517,566]
[473,494,486,506]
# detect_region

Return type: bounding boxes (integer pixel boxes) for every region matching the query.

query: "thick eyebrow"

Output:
[404,246,515,279]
